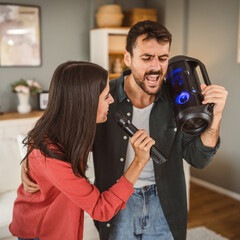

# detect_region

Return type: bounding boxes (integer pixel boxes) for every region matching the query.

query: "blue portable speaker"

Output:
[166,55,213,136]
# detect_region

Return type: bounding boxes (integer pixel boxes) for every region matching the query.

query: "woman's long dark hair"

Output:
[23,61,108,179]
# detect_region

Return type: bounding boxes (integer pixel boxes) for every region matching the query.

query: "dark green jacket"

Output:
[93,70,219,240]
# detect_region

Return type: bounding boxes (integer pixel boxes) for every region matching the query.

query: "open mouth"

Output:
[145,74,160,86]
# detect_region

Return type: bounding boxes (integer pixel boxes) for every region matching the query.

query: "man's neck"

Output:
[124,74,155,109]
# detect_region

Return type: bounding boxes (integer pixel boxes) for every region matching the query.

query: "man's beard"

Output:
[132,70,164,96]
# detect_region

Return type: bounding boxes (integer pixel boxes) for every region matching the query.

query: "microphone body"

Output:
[115,112,168,165]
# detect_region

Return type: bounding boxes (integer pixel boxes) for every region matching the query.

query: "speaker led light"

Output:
[176,91,190,104]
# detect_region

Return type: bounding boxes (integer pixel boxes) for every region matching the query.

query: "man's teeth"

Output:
[146,75,159,82]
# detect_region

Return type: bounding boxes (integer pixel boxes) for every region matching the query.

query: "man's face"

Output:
[124,34,170,96]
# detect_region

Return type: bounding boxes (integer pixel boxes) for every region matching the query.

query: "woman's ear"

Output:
[123,50,131,68]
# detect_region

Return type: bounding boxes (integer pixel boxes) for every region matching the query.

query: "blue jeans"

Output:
[18,238,39,240]
[109,184,174,240]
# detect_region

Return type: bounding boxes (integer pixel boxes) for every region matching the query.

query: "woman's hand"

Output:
[21,159,40,193]
[124,130,155,186]
[130,129,155,165]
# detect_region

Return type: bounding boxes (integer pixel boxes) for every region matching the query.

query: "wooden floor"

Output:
[187,182,240,240]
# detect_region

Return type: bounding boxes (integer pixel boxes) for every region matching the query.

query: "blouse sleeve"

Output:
[42,157,134,222]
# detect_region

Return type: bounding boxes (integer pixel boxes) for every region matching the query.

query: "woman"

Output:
[9,61,155,240]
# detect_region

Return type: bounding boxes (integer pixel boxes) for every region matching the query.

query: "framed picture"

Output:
[39,91,49,110]
[0,4,41,67]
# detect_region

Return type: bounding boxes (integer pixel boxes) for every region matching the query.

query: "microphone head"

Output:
[115,112,129,128]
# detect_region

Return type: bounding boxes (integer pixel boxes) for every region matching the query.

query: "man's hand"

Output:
[200,83,228,147]
[21,159,40,193]
[201,83,228,118]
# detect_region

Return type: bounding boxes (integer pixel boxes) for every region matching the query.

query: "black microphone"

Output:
[115,112,168,165]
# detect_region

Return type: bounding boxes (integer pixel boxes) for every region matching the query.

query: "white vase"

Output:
[17,93,31,114]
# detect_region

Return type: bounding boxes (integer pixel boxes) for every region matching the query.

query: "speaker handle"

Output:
[188,57,215,110]
[195,59,211,86]
[169,55,212,86]
[183,56,212,86]
[183,56,214,110]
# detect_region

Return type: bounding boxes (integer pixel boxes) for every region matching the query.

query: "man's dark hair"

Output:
[126,20,172,55]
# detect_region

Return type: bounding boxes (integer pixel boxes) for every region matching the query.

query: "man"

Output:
[22,21,227,239]
[92,20,227,240]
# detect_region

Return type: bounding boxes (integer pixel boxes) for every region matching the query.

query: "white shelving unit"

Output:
[90,28,129,79]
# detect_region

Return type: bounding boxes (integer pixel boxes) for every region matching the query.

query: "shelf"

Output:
[0,111,44,121]
[109,73,121,80]
[109,51,124,55]
[91,27,130,30]
[90,28,129,74]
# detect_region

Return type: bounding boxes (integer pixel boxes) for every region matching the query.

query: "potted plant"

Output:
[11,79,42,114]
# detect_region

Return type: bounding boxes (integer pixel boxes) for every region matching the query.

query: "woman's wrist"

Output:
[123,157,147,186]
[132,156,147,169]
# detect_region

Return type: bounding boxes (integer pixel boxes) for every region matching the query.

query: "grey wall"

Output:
[0,0,91,112]
[165,0,240,194]
[187,0,240,194]
[0,0,164,112]
[165,0,187,56]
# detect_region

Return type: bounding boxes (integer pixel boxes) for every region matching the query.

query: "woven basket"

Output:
[123,8,157,27]
[96,4,124,28]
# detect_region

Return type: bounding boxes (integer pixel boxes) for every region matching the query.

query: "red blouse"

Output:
[9,149,134,240]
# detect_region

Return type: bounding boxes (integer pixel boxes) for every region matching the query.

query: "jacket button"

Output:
[120,158,124,162]
[127,99,130,102]
[174,128,177,132]
[127,112,131,116]
[123,136,127,140]
[106,223,111,227]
